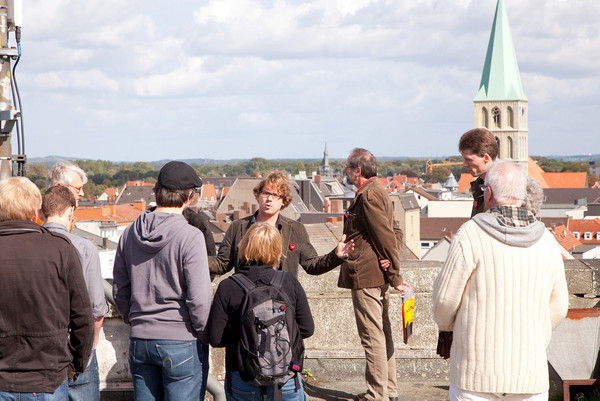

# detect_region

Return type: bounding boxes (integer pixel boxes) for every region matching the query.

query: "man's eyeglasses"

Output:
[68,184,84,194]
[260,190,284,200]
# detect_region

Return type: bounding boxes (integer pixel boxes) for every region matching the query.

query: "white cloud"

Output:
[14,0,600,160]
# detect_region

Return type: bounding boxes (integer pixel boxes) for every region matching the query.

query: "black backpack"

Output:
[229,270,304,399]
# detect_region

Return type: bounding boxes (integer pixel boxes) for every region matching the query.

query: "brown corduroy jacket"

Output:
[338,178,403,289]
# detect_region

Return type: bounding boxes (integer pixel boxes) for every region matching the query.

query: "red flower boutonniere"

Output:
[289,244,296,250]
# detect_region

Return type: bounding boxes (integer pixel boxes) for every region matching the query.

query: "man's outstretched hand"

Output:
[336,234,354,259]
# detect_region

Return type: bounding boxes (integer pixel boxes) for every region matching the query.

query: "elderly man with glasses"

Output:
[209,171,353,277]
[45,160,107,401]
[46,160,87,202]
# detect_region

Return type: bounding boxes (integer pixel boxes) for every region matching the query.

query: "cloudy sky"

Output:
[16,0,600,162]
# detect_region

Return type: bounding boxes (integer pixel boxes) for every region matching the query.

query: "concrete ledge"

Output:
[565,259,594,295]
[98,258,598,389]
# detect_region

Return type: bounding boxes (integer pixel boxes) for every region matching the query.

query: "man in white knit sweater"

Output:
[432,161,568,401]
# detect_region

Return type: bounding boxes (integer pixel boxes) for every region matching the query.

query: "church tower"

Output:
[319,143,333,177]
[474,0,528,169]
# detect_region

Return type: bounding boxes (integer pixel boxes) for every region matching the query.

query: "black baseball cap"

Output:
[157,161,203,190]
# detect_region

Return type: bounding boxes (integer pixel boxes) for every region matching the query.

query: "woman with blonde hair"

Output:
[208,223,314,401]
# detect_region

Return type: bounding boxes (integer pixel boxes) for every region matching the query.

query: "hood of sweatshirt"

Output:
[132,210,187,253]
[472,212,547,247]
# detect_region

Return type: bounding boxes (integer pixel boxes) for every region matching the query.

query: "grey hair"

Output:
[484,161,526,205]
[347,148,377,178]
[522,177,544,215]
[46,160,88,189]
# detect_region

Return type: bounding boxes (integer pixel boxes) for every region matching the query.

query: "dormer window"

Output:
[573,232,580,239]
[584,232,592,240]
[596,232,600,240]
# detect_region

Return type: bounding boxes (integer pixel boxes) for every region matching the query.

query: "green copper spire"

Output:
[474,0,527,101]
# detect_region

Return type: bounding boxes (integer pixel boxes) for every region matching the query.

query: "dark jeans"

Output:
[129,338,209,401]
[68,349,100,401]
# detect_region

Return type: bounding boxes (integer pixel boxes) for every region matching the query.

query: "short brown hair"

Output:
[154,183,192,208]
[458,128,498,160]
[253,172,292,208]
[0,177,42,222]
[348,148,377,178]
[238,223,282,269]
[42,185,76,218]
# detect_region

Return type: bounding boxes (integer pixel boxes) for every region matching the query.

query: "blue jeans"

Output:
[68,350,100,401]
[225,371,305,401]
[129,338,209,401]
[0,377,68,401]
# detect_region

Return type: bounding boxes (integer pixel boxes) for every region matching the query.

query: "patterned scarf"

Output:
[488,205,536,227]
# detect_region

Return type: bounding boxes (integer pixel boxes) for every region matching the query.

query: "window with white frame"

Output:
[584,232,592,240]
[596,232,600,240]
[573,232,580,239]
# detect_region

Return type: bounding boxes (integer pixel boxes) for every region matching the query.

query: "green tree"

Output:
[428,166,451,183]
[292,161,305,175]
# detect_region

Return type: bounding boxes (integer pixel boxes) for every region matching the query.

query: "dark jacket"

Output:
[470,176,485,217]
[207,265,314,373]
[209,213,344,277]
[183,208,216,256]
[338,178,403,289]
[0,220,94,393]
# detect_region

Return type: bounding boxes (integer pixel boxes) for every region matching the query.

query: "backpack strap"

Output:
[269,270,286,289]
[230,273,256,293]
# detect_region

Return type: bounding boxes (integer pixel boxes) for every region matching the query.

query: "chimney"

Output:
[315,175,321,186]
[102,237,108,249]
[233,210,241,221]
[243,201,250,214]
[133,201,146,211]
[326,217,337,227]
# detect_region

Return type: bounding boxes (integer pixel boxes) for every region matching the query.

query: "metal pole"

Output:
[0,0,12,179]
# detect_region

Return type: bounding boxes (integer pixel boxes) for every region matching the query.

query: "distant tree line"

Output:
[24,156,597,198]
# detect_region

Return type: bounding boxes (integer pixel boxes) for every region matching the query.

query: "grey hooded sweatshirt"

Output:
[472,212,547,247]
[113,210,212,342]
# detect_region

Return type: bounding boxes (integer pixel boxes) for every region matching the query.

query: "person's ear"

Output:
[483,153,492,164]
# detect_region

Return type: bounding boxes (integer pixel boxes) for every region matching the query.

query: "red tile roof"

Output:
[567,218,600,244]
[74,203,145,226]
[542,172,587,189]
[458,174,474,193]
[551,224,583,251]
[201,183,217,201]
[528,158,549,188]
[103,187,117,197]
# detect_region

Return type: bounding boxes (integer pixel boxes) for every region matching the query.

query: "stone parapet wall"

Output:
[98,259,599,388]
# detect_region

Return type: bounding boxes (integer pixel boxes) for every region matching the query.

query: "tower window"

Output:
[492,107,501,128]
[482,107,489,128]
[507,136,514,159]
[507,106,514,128]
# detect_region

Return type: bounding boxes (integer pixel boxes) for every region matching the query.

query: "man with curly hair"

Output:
[209,171,353,276]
